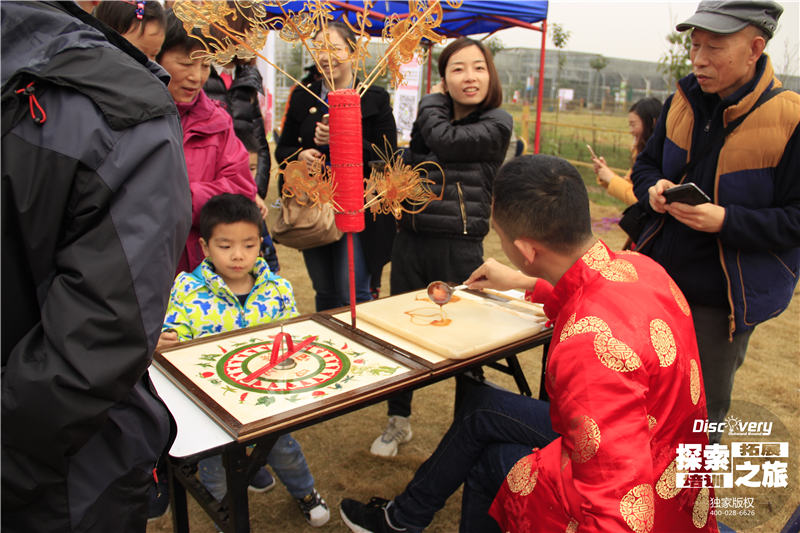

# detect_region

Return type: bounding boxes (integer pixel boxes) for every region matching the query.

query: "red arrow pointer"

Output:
[243,334,318,383]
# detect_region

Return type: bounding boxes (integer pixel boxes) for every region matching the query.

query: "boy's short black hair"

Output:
[157,10,206,62]
[492,155,592,254]
[199,194,262,241]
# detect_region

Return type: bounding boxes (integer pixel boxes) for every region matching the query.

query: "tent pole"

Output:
[535,19,547,154]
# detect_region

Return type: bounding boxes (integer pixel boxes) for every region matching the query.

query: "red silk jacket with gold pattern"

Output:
[489,241,718,533]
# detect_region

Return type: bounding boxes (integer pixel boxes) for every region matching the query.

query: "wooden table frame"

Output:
[164,312,552,533]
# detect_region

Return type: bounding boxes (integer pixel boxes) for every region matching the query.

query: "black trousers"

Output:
[387,229,484,417]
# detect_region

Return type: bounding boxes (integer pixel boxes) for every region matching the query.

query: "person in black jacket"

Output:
[1,2,191,532]
[371,37,513,457]
[204,57,281,272]
[204,59,272,205]
[276,21,398,311]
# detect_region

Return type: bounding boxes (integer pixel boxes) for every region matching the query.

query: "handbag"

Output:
[618,201,649,243]
[271,195,343,250]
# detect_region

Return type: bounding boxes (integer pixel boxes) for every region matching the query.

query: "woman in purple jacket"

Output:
[157,11,256,274]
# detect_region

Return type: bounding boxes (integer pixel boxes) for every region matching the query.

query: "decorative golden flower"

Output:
[619,484,655,533]
[656,459,680,500]
[650,318,677,367]
[594,332,642,372]
[570,415,601,464]
[669,279,691,316]
[506,454,537,496]
[690,359,701,405]
[693,488,709,528]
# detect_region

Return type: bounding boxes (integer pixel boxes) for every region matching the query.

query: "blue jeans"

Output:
[392,385,559,533]
[198,433,314,500]
[302,233,372,312]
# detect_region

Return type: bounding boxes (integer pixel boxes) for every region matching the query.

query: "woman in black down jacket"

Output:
[371,37,512,457]
[276,21,397,311]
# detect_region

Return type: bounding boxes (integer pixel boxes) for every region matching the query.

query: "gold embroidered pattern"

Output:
[690,359,700,405]
[669,279,691,316]
[561,448,570,471]
[647,415,657,432]
[656,459,680,500]
[571,415,601,463]
[619,484,655,533]
[566,518,579,533]
[581,242,638,283]
[560,313,577,343]
[693,488,709,528]
[594,332,642,372]
[582,241,611,270]
[506,455,537,496]
[573,316,612,336]
[600,259,639,283]
[650,319,677,367]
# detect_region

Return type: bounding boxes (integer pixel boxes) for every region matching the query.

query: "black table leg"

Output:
[169,460,190,533]
[167,434,278,533]
[538,341,550,401]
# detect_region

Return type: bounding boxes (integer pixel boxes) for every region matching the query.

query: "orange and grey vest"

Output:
[646,57,800,336]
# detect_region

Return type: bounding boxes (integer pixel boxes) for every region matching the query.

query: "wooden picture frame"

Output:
[153,315,428,441]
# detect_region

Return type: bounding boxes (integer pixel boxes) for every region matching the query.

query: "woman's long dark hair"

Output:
[629,97,662,153]
[437,37,502,112]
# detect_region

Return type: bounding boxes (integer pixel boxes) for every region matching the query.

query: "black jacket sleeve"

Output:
[275,85,308,165]
[415,93,512,163]
[254,114,271,197]
[362,86,398,165]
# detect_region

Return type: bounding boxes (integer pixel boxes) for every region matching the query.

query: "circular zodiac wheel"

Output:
[217,339,351,394]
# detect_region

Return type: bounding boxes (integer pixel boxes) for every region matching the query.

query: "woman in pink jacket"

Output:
[157,11,256,273]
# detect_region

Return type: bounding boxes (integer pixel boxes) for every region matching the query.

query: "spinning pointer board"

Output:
[153,315,427,440]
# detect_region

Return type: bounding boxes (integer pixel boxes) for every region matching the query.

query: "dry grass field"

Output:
[148,195,799,533]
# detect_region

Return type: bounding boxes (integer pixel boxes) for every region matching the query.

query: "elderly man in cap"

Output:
[631,0,800,443]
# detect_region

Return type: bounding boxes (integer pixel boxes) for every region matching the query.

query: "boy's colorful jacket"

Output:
[164,257,298,340]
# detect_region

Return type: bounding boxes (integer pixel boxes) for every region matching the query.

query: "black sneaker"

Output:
[296,488,330,527]
[339,498,407,533]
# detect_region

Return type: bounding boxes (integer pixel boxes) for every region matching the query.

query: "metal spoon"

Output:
[426,281,468,305]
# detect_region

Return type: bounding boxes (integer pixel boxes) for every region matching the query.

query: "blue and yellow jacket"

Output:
[632,55,800,336]
[163,257,298,340]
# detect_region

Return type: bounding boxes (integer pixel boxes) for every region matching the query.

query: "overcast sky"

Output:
[493,1,799,76]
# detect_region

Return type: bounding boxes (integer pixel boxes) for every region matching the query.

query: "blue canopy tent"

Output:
[266,1,549,152]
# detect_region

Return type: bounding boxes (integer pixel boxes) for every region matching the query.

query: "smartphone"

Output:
[663,183,711,206]
[586,144,599,159]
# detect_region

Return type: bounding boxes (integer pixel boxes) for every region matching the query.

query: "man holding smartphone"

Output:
[631,0,800,442]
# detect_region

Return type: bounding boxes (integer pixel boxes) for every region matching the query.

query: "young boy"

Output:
[157,193,329,527]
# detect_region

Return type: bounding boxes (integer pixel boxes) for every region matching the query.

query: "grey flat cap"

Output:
[676,0,783,38]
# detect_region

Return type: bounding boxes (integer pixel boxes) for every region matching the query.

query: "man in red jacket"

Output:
[340,155,717,532]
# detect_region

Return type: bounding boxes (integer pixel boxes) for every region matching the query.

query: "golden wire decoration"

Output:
[173,0,457,218]
[278,156,342,212]
[363,139,444,219]
[172,0,458,98]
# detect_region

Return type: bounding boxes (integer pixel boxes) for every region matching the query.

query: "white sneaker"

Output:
[370,416,413,457]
